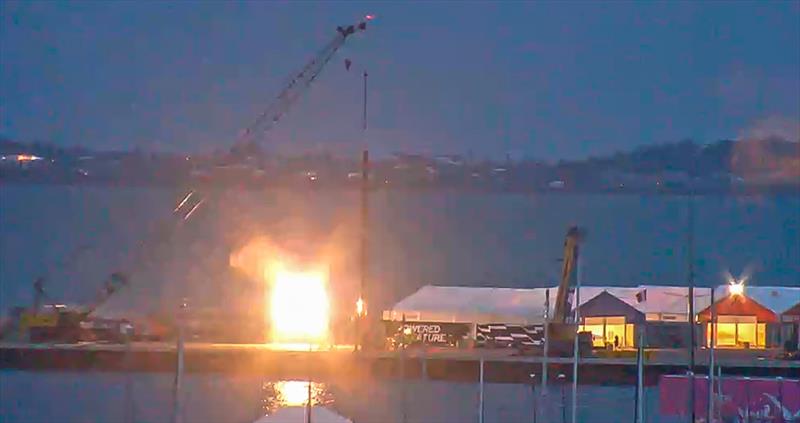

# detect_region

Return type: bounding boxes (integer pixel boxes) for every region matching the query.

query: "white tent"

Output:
[254,406,352,423]
[384,284,721,325]
[576,285,713,321]
[383,285,555,325]
[383,284,797,326]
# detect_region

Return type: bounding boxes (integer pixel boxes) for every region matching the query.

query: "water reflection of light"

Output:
[276,381,312,406]
[261,380,333,415]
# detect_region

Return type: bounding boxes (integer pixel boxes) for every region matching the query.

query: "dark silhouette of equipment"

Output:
[8,273,130,343]
[547,226,592,356]
[0,18,372,344]
[174,16,370,221]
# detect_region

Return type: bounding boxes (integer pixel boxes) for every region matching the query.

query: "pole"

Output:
[306,382,312,423]
[306,342,312,423]
[744,377,750,423]
[357,70,369,352]
[530,373,538,423]
[362,71,368,133]
[360,149,369,299]
[171,301,186,423]
[400,314,407,423]
[776,377,784,423]
[542,289,549,392]
[635,330,645,423]
[123,333,135,423]
[707,288,716,423]
[559,374,567,423]
[571,254,581,423]
[687,155,697,423]
[479,357,485,423]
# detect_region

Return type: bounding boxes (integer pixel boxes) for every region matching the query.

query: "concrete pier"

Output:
[1,342,797,384]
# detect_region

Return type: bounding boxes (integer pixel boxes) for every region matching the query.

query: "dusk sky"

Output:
[1,1,798,159]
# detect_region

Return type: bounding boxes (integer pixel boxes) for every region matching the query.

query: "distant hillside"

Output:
[1,135,798,193]
[570,138,799,177]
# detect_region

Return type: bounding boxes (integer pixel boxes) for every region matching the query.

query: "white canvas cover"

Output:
[384,285,555,325]
[577,286,713,319]
[385,284,796,326]
[254,406,352,423]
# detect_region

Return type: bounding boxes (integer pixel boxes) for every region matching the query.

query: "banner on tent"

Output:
[475,323,545,348]
[385,321,471,346]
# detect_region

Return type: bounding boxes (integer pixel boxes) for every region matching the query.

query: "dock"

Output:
[1,342,797,384]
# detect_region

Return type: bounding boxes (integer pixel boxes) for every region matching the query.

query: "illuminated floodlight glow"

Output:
[728,281,745,296]
[356,297,365,317]
[725,271,748,297]
[268,264,330,344]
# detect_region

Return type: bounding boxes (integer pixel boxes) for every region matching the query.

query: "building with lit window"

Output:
[383,284,797,350]
[574,286,712,349]
[781,301,800,351]
[697,285,800,349]
[697,293,776,348]
[576,291,642,349]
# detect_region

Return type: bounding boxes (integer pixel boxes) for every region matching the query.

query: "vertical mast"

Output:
[707,288,716,422]
[687,155,697,423]
[358,70,370,351]
[570,252,581,423]
[171,300,186,423]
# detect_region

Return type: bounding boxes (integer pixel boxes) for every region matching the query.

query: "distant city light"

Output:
[14,154,43,162]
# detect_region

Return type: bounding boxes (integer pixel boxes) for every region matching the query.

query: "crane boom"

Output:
[552,226,585,323]
[94,19,370,317]
[235,19,369,152]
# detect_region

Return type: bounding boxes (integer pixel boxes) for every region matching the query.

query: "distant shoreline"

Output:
[2,178,798,197]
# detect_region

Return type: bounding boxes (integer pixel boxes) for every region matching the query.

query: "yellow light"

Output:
[356,297,365,317]
[15,154,41,162]
[268,264,330,344]
[729,281,745,296]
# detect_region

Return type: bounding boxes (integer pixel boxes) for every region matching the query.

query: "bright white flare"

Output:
[728,281,745,296]
[269,265,330,343]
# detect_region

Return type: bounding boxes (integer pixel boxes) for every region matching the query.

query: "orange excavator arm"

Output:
[552,226,585,323]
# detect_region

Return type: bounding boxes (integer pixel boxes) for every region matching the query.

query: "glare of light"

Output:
[268,264,330,344]
[275,381,312,407]
[365,14,375,21]
[356,297,365,317]
[725,271,748,296]
[15,154,42,162]
[728,281,745,296]
[403,326,412,336]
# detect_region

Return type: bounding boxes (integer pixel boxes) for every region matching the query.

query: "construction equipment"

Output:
[234,18,370,155]
[182,16,371,199]
[547,226,593,356]
[1,18,371,344]
[6,273,130,343]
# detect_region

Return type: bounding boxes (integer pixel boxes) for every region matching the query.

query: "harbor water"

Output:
[1,185,797,422]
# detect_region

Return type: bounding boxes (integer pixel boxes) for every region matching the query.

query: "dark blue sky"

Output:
[1,1,798,159]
